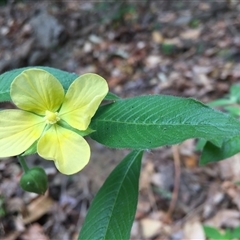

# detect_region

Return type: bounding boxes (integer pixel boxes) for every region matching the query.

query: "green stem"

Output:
[18,155,29,173]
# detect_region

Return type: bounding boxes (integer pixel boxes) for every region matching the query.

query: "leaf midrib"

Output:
[99,151,140,239]
[93,118,236,128]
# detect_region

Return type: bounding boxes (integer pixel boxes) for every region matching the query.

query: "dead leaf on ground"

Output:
[180,28,202,40]
[1,231,21,240]
[130,221,141,239]
[140,161,154,191]
[222,181,240,210]
[183,217,205,240]
[218,154,240,181]
[23,194,54,224]
[140,218,162,239]
[152,31,164,44]
[204,209,240,228]
[202,183,225,219]
[20,223,49,240]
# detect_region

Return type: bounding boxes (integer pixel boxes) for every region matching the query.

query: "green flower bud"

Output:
[20,167,48,195]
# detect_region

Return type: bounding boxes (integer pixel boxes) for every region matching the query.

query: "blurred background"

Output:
[1,0,240,239]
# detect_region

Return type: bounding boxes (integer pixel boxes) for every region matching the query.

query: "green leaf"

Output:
[22,140,38,156]
[224,106,240,117]
[200,135,240,165]
[222,229,231,240]
[208,84,240,108]
[58,120,95,137]
[162,43,175,55]
[78,150,143,240]
[203,225,223,239]
[232,225,240,238]
[0,66,77,101]
[208,98,234,107]
[195,138,207,151]
[230,84,240,103]
[104,92,121,101]
[0,66,117,102]
[90,95,240,149]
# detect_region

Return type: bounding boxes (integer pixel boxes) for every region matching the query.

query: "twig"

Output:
[165,145,181,223]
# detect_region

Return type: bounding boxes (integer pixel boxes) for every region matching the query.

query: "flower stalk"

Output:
[18,155,29,173]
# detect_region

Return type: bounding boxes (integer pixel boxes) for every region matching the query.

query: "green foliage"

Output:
[0,196,6,217]
[78,150,143,240]
[94,2,137,24]
[200,136,240,165]
[90,95,240,149]
[200,84,240,165]
[203,225,240,240]
[161,43,175,55]
[209,84,240,109]
[0,0,7,6]
[217,49,234,60]
[0,66,117,102]
[232,226,240,239]
[189,18,200,28]
[203,225,224,239]
[2,67,240,239]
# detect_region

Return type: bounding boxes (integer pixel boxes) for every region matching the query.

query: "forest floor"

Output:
[1,1,240,239]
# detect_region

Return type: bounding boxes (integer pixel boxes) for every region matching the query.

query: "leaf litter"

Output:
[1,0,240,239]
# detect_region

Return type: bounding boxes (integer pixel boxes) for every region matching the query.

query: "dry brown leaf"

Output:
[204,209,240,228]
[183,217,205,240]
[136,195,152,220]
[202,183,224,219]
[183,155,198,168]
[151,173,162,188]
[152,31,164,44]
[163,38,182,47]
[140,218,162,239]
[218,154,240,181]
[145,55,162,69]
[232,63,240,78]
[180,139,198,168]
[222,181,240,210]
[139,161,154,191]
[192,65,213,74]
[20,223,49,240]
[199,2,211,10]
[180,139,196,156]
[23,195,54,224]
[6,197,25,214]
[130,221,140,238]
[108,76,126,88]
[220,62,234,80]
[180,29,201,40]
[1,231,21,240]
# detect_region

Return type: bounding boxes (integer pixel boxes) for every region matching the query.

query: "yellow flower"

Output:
[0,69,108,175]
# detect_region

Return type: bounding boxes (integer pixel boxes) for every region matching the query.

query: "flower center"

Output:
[44,110,60,124]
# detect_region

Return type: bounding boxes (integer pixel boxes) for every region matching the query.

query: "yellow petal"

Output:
[59,73,108,130]
[11,69,64,115]
[0,110,45,157]
[37,125,90,175]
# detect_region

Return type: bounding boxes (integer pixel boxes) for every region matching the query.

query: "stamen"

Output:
[44,110,60,124]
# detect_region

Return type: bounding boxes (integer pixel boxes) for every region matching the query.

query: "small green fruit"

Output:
[20,167,48,194]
